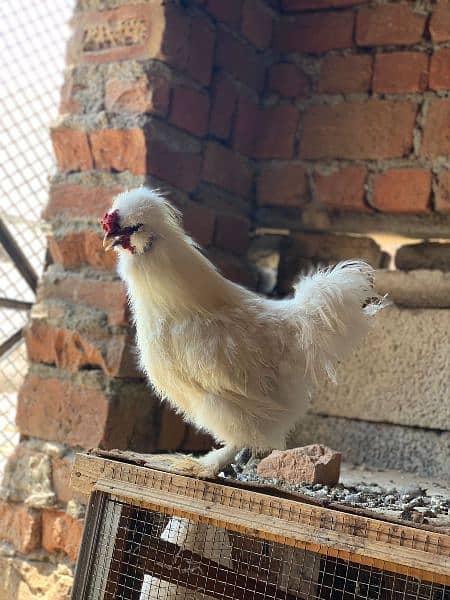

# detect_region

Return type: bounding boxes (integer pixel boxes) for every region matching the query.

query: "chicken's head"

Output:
[102,187,183,255]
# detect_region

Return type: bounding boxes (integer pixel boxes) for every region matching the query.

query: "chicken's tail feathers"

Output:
[291,260,388,385]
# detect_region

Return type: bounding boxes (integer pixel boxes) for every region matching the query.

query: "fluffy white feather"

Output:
[103,187,386,476]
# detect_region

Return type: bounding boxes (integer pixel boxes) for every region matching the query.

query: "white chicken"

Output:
[102,187,386,477]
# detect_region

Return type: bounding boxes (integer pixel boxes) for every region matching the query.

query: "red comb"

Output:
[101,209,120,234]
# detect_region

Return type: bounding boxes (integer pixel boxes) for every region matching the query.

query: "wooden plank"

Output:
[71,454,450,585]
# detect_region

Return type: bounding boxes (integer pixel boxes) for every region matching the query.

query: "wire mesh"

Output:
[0,1,74,472]
[80,495,449,600]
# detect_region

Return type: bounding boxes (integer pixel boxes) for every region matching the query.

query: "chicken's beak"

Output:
[103,233,117,252]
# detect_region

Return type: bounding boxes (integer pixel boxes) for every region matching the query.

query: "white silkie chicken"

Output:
[102,187,385,477]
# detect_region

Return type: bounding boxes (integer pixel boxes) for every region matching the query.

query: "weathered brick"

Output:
[205,0,242,27]
[395,242,450,271]
[0,501,41,554]
[430,0,450,42]
[105,75,170,115]
[186,17,216,86]
[300,101,417,160]
[241,0,273,50]
[258,163,307,206]
[319,55,372,94]
[274,12,354,54]
[51,128,93,172]
[170,87,210,137]
[315,167,368,212]
[157,405,187,451]
[51,457,73,504]
[429,49,450,91]
[203,142,253,197]
[147,138,202,192]
[372,169,431,214]
[214,214,250,255]
[356,5,425,46]
[422,99,450,158]
[215,29,265,91]
[373,52,428,93]
[39,274,128,326]
[268,63,309,98]
[209,72,239,140]
[59,71,82,114]
[26,321,138,377]
[42,511,83,562]
[282,0,366,9]
[436,170,450,213]
[44,184,124,221]
[182,203,215,247]
[90,129,147,174]
[48,231,116,270]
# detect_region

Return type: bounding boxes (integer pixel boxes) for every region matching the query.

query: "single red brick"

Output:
[0,501,41,554]
[268,63,309,98]
[205,0,242,27]
[314,167,369,212]
[300,101,417,160]
[232,95,260,157]
[430,0,450,42]
[282,0,366,9]
[209,72,239,140]
[215,29,265,91]
[372,169,431,213]
[44,184,123,221]
[51,128,93,172]
[42,511,83,562]
[51,456,73,504]
[274,12,354,54]
[436,170,450,213]
[214,213,250,255]
[422,99,450,157]
[429,49,450,91]
[319,55,372,94]
[48,231,117,271]
[182,203,215,247]
[203,142,253,198]
[373,52,428,93]
[59,72,83,114]
[170,87,210,137]
[241,0,273,50]
[105,75,170,115]
[356,5,425,46]
[147,139,202,192]
[257,162,307,207]
[186,17,216,86]
[90,129,147,175]
[161,6,191,72]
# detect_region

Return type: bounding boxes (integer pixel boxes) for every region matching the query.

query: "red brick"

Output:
[51,457,73,504]
[26,322,138,377]
[205,0,242,27]
[51,128,93,172]
[186,17,215,86]
[372,169,431,214]
[59,72,83,114]
[422,99,450,158]
[42,511,83,562]
[214,214,250,255]
[39,275,128,326]
[282,0,366,10]
[373,52,428,93]
[436,170,450,213]
[268,63,309,98]
[300,101,417,160]
[216,256,256,287]
[257,163,307,206]
[182,203,215,247]
[209,72,239,140]
[160,6,191,72]
[430,0,450,42]
[274,12,354,54]
[44,184,123,221]
[48,231,117,270]
[241,0,273,50]
[0,501,41,554]
[216,29,265,91]
[319,55,372,94]
[314,167,368,212]
[170,87,210,137]
[105,75,170,115]
[157,406,187,451]
[356,5,425,46]
[147,139,202,192]
[203,142,253,197]
[429,49,450,91]
[90,129,147,175]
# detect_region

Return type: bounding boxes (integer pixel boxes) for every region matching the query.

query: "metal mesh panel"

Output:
[0,1,74,472]
[79,495,449,600]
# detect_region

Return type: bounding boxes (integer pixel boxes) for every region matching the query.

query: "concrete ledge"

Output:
[375,269,450,308]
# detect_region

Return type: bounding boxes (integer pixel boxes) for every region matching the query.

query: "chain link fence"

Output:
[0,1,74,473]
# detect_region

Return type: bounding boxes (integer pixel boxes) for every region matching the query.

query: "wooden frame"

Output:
[71,452,450,592]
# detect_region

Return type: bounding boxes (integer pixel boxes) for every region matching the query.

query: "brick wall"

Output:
[1,0,450,597]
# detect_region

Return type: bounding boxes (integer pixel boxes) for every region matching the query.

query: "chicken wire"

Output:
[73,494,450,600]
[0,1,73,472]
